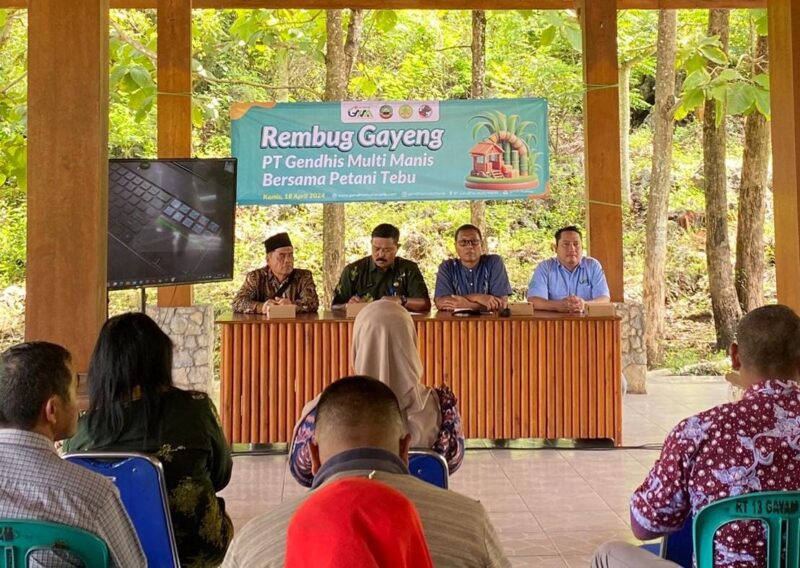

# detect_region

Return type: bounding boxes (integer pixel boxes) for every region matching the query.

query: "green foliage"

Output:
[0,8,779,372]
[676,10,770,125]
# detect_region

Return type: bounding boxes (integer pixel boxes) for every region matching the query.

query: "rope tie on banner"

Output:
[155,91,193,97]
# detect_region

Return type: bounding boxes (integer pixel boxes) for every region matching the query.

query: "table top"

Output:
[216,308,621,324]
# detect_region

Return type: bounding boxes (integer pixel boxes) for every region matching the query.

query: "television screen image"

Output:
[107,158,237,290]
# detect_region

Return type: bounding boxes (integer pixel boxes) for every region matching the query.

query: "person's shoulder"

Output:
[232,493,306,547]
[582,256,604,269]
[344,256,370,270]
[377,472,485,512]
[437,258,458,271]
[397,256,422,269]
[483,254,506,266]
[245,266,268,278]
[294,268,314,278]
[535,257,557,270]
[58,456,120,501]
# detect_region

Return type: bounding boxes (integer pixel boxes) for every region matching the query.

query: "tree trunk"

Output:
[735,34,769,313]
[322,10,364,306]
[703,9,742,349]
[275,47,290,103]
[619,60,634,206]
[470,10,487,236]
[643,10,677,372]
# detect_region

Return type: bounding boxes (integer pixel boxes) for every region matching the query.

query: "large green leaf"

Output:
[727,83,756,116]
[699,46,728,65]
[683,69,710,91]
[682,88,705,111]
[751,9,768,36]
[562,26,582,52]
[715,68,738,83]
[539,25,557,48]
[710,84,727,103]
[754,87,771,118]
[128,65,153,89]
[754,73,770,91]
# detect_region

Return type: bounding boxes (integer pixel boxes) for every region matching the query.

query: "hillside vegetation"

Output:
[0,8,774,373]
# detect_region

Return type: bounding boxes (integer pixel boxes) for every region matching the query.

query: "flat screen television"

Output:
[107,158,237,290]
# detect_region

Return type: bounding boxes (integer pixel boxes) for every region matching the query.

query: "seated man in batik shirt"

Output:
[592,304,800,568]
[232,232,319,314]
[434,223,512,312]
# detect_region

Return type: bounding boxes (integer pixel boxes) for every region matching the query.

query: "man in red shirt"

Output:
[593,304,800,568]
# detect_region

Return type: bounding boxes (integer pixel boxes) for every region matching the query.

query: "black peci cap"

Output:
[264,232,293,253]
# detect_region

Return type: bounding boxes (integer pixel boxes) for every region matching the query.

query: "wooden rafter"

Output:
[0,0,767,10]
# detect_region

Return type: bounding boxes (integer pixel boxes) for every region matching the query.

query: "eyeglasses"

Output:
[457,239,481,247]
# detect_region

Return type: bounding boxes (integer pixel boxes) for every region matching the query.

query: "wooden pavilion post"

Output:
[26,0,109,371]
[156,0,194,307]
[578,0,624,302]
[768,0,800,312]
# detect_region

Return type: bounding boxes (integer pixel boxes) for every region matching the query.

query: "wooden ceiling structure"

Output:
[14,0,798,371]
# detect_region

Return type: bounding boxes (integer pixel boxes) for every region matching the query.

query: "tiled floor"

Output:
[220,375,730,567]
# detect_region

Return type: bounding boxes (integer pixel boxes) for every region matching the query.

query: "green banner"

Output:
[231,98,549,205]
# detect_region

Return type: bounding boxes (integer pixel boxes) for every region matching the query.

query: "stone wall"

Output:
[616,301,647,394]
[146,304,214,393]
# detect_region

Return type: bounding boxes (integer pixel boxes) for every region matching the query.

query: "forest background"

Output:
[0,7,773,375]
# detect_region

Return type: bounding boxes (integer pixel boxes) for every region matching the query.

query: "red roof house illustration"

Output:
[469,142,506,177]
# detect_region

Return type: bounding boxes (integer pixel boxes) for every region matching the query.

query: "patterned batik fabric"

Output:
[288,384,465,488]
[232,267,319,313]
[631,380,800,567]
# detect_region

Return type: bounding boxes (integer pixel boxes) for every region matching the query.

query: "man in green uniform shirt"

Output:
[332,223,431,312]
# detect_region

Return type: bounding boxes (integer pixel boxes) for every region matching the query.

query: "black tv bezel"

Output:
[106,157,238,291]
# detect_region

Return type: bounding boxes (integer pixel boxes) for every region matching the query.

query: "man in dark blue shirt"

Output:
[434,224,512,312]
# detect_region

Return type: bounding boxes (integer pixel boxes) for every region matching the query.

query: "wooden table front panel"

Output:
[219,314,621,445]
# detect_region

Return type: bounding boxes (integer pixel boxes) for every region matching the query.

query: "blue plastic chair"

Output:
[63,452,179,568]
[0,518,109,567]
[408,450,449,489]
[693,491,800,568]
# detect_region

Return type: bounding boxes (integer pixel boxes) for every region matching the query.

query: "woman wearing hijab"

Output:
[284,478,433,568]
[289,299,464,487]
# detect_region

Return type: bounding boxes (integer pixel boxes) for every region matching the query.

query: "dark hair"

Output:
[371,224,400,242]
[455,223,482,242]
[737,304,800,378]
[0,342,72,429]
[555,226,582,244]
[316,375,403,438]
[87,312,174,438]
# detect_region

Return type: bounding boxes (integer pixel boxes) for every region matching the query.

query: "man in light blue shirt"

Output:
[527,226,610,313]
[434,224,513,312]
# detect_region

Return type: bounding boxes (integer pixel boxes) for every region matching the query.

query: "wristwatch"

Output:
[400,295,408,307]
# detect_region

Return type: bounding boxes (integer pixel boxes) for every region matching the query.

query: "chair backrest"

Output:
[693,491,800,567]
[0,519,109,568]
[63,452,180,568]
[408,450,449,489]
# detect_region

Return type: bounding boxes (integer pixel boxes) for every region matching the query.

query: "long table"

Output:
[217,310,622,445]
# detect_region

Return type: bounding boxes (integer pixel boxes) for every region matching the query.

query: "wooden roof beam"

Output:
[0,0,768,10]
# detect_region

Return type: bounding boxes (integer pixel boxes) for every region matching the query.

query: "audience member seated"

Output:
[223,375,508,568]
[284,477,433,568]
[591,304,800,568]
[63,312,234,567]
[289,299,465,486]
[0,341,145,567]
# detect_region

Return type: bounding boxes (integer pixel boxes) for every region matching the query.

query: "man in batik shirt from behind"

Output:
[232,232,319,314]
[592,304,800,568]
